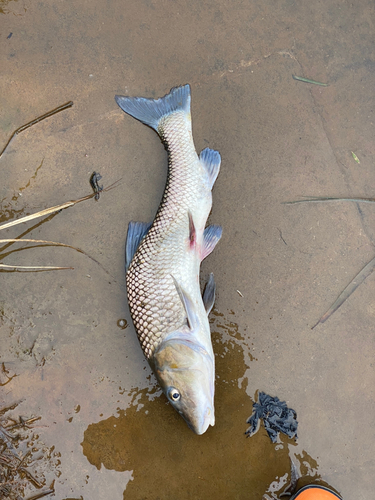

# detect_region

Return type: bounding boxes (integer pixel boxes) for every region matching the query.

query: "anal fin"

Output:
[202,273,216,314]
[125,221,152,271]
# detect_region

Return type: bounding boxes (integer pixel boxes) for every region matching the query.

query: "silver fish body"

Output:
[115,85,222,434]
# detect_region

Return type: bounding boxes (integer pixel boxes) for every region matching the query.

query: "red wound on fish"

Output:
[188,211,196,249]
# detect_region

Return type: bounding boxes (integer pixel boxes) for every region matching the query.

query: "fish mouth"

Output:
[184,405,215,435]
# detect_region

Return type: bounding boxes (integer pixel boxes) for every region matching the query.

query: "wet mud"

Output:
[1,0,375,498]
[81,312,323,500]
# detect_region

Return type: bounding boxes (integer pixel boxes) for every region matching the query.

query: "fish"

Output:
[115,84,222,435]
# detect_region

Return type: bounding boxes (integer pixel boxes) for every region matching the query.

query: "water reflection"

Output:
[81,309,317,499]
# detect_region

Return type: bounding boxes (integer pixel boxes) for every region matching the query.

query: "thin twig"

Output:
[0,102,73,159]
[7,417,41,432]
[15,450,31,470]
[18,467,43,488]
[0,362,17,386]
[25,489,55,500]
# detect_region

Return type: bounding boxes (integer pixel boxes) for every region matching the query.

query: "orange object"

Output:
[293,485,342,500]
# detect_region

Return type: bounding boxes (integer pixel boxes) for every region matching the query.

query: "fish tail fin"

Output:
[115,84,191,132]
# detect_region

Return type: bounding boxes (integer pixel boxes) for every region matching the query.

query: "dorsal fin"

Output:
[199,148,221,188]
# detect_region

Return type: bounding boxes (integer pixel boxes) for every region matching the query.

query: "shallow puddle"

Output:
[82,313,291,499]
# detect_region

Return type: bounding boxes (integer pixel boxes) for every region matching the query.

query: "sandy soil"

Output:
[1,0,374,498]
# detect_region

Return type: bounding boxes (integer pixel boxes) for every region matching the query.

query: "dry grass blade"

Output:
[0,180,122,275]
[312,255,375,329]
[0,264,73,270]
[286,195,375,327]
[0,238,112,276]
[0,179,122,233]
[0,103,123,273]
[283,196,375,205]
[0,195,92,232]
[0,101,73,159]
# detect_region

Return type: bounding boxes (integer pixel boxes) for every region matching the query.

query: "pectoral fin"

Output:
[171,275,198,331]
[125,221,152,271]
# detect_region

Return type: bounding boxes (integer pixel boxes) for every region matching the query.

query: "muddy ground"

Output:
[1,0,374,498]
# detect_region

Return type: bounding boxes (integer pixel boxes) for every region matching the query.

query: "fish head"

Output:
[152,335,215,435]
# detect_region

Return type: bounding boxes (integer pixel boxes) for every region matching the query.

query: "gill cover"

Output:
[152,336,215,435]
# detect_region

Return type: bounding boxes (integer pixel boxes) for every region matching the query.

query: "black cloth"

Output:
[246,392,298,443]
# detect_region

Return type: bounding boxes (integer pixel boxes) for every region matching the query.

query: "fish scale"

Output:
[115,84,222,434]
[127,111,199,358]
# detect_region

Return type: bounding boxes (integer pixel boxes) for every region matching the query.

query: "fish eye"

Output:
[169,388,181,402]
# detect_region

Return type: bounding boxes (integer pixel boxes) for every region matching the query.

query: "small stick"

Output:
[0,372,17,386]
[0,101,73,159]
[7,416,41,431]
[18,467,43,488]
[15,450,31,470]
[292,75,328,86]
[25,490,55,500]
[0,361,17,386]
[25,488,55,500]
